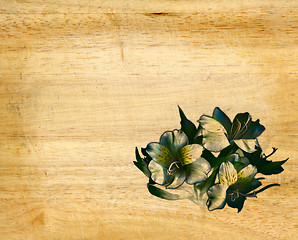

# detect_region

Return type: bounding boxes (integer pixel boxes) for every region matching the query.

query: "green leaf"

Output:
[178,106,197,143]
[243,147,288,175]
[201,149,216,167]
[218,144,238,158]
[212,107,232,136]
[254,183,280,195]
[209,156,227,168]
[147,183,182,200]
[193,132,203,144]
[257,159,288,175]
[210,153,239,169]
[134,147,151,178]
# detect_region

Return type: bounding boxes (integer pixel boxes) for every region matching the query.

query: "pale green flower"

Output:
[146,130,211,189]
[197,108,265,153]
[207,161,257,211]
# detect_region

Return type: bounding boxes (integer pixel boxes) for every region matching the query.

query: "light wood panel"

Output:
[0,1,297,239]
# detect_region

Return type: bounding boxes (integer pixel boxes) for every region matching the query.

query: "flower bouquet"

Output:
[133,107,288,212]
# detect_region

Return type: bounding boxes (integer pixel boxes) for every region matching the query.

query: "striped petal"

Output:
[237,164,257,182]
[198,115,227,133]
[233,139,257,153]
[207,184,228,211]
[160,130,188,153]
[146,143,173,166]
[148,160,166,185]
[185,157,211,184]
[201,129,230,152]
[219,161,238,186]
[180,144,204,165]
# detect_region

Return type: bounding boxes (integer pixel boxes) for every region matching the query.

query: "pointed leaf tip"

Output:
[134,147,151,178]
[178,106,197,143]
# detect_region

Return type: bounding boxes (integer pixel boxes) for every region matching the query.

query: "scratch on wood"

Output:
[119,42,124,62]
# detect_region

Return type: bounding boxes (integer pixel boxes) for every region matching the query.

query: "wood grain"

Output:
[0,1,297,239]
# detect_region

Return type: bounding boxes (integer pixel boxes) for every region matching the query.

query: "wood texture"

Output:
[0,1,297,239]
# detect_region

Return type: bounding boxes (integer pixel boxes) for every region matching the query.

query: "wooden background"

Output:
[0,1,297,239]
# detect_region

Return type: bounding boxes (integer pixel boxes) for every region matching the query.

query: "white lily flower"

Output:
[197,108,265,153]
[146,130,211,189]
[207,161,257,211]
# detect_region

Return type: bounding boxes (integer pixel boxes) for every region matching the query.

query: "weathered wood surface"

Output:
[0,1,297,239]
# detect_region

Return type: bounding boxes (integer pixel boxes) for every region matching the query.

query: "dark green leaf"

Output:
[141,147,151,161]
[178,106,197,143]
[134,147,151,178]
[201,149,217,167]
[243,146,263,165]
[193,132,203,144]
[254,183,280,195]
[243,147,288,175]
[209,156,228,168]
[255,177,265,180]
[257,159,288,175]
[212,107,232,136]
[147,183,182,200]
[218,143,238,158]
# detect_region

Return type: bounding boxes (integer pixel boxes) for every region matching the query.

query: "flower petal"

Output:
[198,115,227,133]
[237,164,257,182]
[239,118,265,139]
[201,129,230,152]
[219,161,238,186]
[166,170,186,189]
[233,139,257,153]
[180,144,203,165]
[146,143,173,166]
[207,184,228,211]
[185,157,211,184]
[148,160,166,185]
[212,107,232,136]
[230,113,251,140]
[160,130,188,154]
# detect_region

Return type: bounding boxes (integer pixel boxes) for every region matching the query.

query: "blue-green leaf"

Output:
[134,147,151,178]
[254,183,280,195]
[244,147,288,175]
[147,183,182,200]
[257,159,288,175]
[178,106,197,143]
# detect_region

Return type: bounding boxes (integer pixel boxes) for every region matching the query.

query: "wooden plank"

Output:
[0,1,297,239]
[1,0,297,13]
